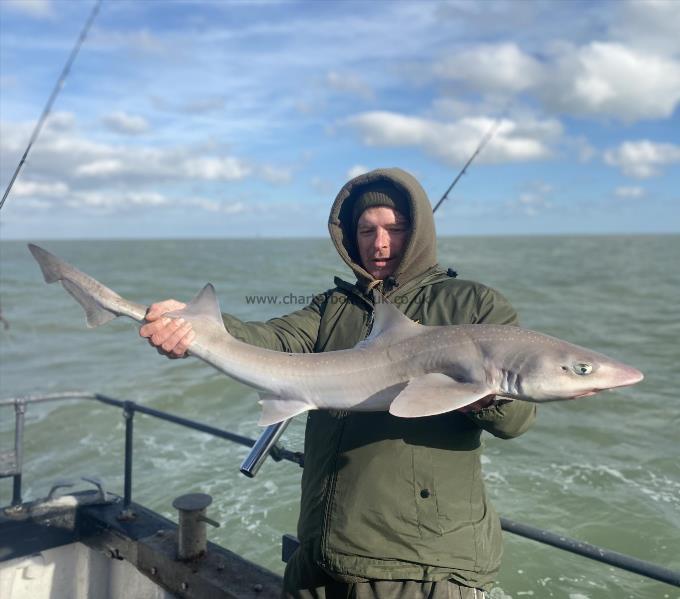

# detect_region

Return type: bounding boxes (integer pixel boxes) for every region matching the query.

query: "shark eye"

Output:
[573,362,593,376]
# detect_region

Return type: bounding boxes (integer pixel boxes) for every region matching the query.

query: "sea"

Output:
[0,236,678,599]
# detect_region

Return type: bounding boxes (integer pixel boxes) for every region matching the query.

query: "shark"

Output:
[28,243,644,425]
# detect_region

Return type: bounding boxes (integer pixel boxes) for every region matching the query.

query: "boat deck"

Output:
[0,491,282,598]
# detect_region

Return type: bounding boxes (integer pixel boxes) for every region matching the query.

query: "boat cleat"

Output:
[3,476,117,520]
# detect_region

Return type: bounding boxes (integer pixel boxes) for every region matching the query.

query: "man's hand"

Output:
[139,299,195,358]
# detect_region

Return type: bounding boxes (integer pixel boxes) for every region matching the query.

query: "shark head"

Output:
[514,341,644,402]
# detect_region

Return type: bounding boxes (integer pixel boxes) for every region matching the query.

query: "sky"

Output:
[0,0,679,239]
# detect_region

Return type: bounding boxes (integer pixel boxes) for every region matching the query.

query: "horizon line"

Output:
[1,231,679,243]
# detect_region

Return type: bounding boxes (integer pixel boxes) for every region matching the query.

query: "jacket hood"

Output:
[328,167,437,290]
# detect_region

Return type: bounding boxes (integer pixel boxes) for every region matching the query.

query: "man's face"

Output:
[356,206,410,279]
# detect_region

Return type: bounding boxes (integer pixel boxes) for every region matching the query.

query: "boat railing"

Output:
[1,391,678,588]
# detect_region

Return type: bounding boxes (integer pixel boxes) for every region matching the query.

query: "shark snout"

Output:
[619,365,644,387]
[600,362,644,392]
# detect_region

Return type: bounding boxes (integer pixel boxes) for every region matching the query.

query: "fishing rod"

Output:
[241,118,504,477]
[0,0,102,211]
[431,117,503,215]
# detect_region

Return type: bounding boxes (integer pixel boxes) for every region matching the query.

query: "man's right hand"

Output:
[139,299,195,358]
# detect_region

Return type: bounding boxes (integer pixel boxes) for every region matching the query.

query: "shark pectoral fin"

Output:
[258,395,312,426]
[389,374,490,418]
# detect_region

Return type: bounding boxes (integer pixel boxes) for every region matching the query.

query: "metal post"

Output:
[172,493,219,560]
[122,401,135,512]
[12,399,26,505]
[11,474,22,506]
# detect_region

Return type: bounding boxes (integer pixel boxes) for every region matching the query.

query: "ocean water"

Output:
[0,236,678,599]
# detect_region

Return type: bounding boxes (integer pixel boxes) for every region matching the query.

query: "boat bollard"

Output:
[172,493,220,560]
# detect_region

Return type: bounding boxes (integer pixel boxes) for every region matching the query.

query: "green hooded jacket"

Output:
[222,168,536,590]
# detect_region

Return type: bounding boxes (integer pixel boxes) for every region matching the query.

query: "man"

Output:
[140,168,536,598]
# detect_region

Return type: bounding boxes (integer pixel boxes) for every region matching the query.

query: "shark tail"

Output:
[29,243,69,284]
[28,244,147,327]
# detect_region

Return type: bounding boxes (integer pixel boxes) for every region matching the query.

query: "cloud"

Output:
[102,111,150,135]
[46,112,76,132]
[517,192,551,216]
[347,111,562,165]
[2,0,54,19]
[182,157,251,181]
[186,198,248,215]
[432,42,541,94]
[0,117,289,219]
[12,179,69,198]
[150,95,228,115]
[69,152,254,182]
[12,186,256,216]
[180,97,227,115]
[428,38,680,123]
[611,0,680,55]
[541,42,680,122]
[325,71,374,100]
[7,185,169,212]
[12,185,258,216]
[347,165,369,180]
[614,185,646,199]
[505,182,554,216]
[68,190,169,210]
[90,28,169,56]
[75,159,125,177]
[258,165,292,185]
[604,140,680,178]
[1,119,254,184]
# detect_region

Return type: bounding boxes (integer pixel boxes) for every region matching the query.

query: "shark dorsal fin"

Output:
[166,283,225,329]
[355,290,422,348]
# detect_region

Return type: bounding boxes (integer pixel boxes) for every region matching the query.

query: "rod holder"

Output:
[172,493,219,560]
[240,420,290,478]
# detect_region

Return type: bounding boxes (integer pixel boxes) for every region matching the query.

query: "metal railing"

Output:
[0,392,303,509]
[1,392,678,588]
